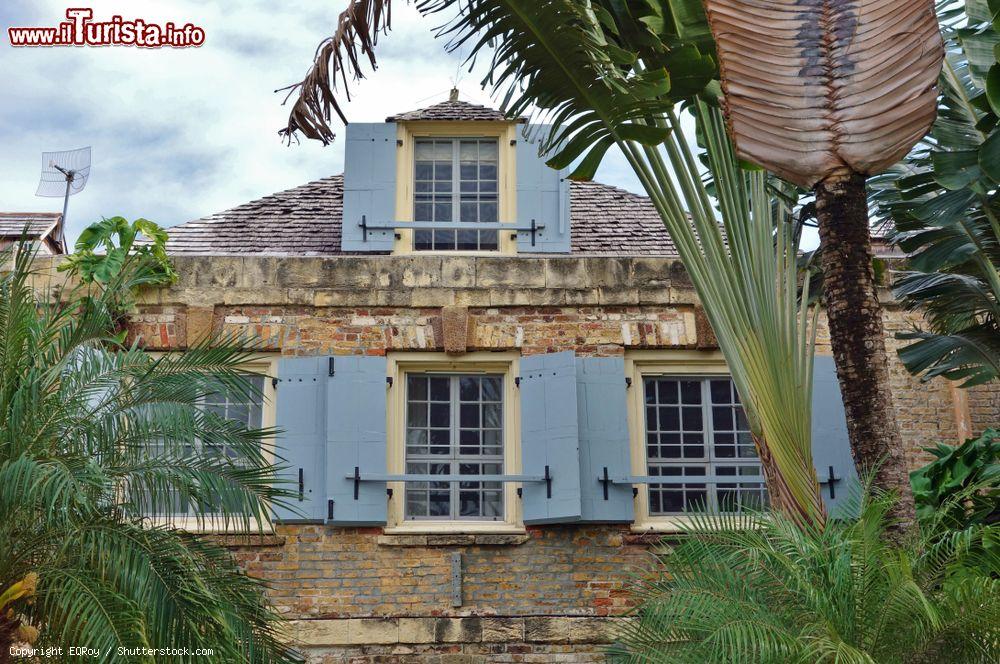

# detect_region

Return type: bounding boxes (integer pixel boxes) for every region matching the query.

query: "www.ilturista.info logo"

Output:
[7,8,205,48]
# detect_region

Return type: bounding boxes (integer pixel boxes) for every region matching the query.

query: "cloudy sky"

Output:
[0,0,647,244]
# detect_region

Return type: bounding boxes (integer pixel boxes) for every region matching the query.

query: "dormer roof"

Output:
[385,99,523,123]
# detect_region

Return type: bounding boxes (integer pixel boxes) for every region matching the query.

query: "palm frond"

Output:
[0,245,298,661]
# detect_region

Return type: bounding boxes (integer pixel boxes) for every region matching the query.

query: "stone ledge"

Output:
[377,533,531,547]
[289,615,630,647]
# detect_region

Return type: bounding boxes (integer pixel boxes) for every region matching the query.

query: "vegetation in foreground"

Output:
[0,243,297,663]
[612,482,1000,663]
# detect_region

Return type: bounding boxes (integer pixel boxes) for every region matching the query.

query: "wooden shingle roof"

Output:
[163,175,678,257]
[385,100,520,123]
[0,212,61,237]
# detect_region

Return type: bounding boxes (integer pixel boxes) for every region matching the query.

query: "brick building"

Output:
[124,100,989,663]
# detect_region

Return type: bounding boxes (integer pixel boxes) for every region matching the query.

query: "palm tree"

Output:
[610,488,1000,663]
[0,246,297,663]
[700,0,946,529]
[870,0,1000,387]
[281,0,829,524]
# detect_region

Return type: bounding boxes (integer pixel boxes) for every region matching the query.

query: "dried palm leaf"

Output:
[704,0,944,189]
[277,0,393,144]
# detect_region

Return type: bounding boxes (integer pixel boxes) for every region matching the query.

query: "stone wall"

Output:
[97,254,988,662]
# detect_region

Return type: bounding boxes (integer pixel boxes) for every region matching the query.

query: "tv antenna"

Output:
[36,146,91,243]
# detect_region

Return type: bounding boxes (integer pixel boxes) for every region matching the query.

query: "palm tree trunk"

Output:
[815,172,916,535]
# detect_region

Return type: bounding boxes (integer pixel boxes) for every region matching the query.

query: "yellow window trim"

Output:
[625,350,735,533]
[393,120,520,256]
[143,353,278,534]
[384,351,525,534]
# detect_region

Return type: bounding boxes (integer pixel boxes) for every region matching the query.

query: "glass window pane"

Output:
[413,138,500,252]
[480,201,497,223]
[404,373,505,521]
[430,378,449,400]
[482,377,501,401]
[644,375,766,515]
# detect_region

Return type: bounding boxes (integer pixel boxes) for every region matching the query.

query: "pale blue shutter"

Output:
[341,122,397,252]
[520,351,582,523]
[576,357,634,522]
[273,357,327,522]
[516,125,571,253]
[811,356,859,517]
[326,355,388,525]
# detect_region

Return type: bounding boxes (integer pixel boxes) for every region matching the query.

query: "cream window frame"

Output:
[384,351,525,534]
[626,350,755,533]
[142,353,278,534]
[393,120,520,256]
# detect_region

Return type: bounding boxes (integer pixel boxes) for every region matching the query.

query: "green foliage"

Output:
[419,0,718,179]
[869,0,1000,386]
[911,429,1000,526]
[611,491,1000,663]
[59,216,177,288]
[0,247,297,662]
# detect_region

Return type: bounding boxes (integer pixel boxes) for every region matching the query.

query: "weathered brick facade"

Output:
[97,254,989,662]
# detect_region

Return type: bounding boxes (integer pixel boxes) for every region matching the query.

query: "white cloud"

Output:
[0,2,825,252]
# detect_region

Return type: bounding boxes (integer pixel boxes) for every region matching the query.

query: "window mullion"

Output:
[451,140,461,226]
[450,375,460,518]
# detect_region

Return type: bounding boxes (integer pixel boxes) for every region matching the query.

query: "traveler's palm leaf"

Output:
[703,0,944,188]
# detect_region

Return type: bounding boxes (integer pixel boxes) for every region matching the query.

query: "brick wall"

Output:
[108,254,991,662]
[968,382,1000,438]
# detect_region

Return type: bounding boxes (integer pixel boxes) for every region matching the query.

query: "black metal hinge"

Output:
[328,357,336,376]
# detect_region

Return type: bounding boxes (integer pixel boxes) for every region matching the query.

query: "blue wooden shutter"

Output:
[520,351,582,523]
[273,357,327,522]
[341,122,397,252]
[326,355,388,525]
[811,356,860,517]
[516,125,571,253]
[576,357,635,522]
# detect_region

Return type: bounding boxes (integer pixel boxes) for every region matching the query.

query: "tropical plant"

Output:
[59,215,177,288]
[698,0,946,530]
[611,489,1000,663]
[280,0,828,524]
[0,246,297,663]
[870,0,1000,387]
[911,428,999,526]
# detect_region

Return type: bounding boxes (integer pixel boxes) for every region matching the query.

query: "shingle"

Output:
[163,175,678,257]
[385,100,521,123]
[0,212,61,237]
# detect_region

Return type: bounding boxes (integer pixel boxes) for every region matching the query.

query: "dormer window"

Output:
[413,138,499,251]
[339,99,571,254]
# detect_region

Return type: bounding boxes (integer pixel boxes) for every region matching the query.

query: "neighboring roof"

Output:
[386,100,520,123]
[0,212,61,238]
[163,175,679,257]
